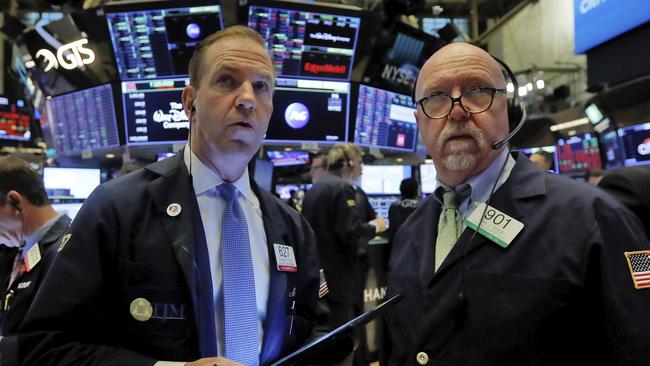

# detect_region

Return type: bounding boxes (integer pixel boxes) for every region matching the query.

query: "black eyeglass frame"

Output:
[416,86,507,119]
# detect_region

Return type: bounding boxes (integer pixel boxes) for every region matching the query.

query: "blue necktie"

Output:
[217,183,259,365]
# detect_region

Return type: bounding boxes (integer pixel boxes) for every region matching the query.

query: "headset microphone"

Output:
[491,107,527,150]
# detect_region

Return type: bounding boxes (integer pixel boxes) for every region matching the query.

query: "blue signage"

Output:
[574,0,650,53]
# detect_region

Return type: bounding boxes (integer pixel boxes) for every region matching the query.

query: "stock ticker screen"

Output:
[106,3,223,80]
[121,78,189,145]
[353,84,418,152]
[46,84,120,154]
[264,77,350,144]
[0,98,31,142]
[248,3,361,80]
[556,133,603,174]
[619,122,650,166]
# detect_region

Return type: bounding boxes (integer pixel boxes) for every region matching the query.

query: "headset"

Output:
[411,53,527,150]
[328,147,355,171]
[11,199,21,213]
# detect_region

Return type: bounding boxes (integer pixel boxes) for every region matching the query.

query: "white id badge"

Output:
[465,202,524,248]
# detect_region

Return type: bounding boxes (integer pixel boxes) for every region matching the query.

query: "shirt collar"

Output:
[23,213,62,254]
[434,149,514,210]
[183,145,255,205]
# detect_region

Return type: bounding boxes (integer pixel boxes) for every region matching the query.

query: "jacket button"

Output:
[416,352,429,365]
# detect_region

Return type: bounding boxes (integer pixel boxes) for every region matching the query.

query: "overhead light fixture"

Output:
[549,117,590,131]
[526,82,533,91]
[518,86,528,97]
[536,79,545,89]
[506,82,515,93]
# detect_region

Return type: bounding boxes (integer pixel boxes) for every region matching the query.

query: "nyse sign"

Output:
[36,39,96,72]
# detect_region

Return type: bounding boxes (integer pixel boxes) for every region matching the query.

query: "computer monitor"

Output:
[619,122,650,167]
[0,97,32,142]
[121,77,189,145]
[105,0,223,81]
[264,78,350,144]
[599,129,626,169]
[360,165,412,195]
[266,150,310,166]
[584,103,604,125]
[421,17,469,40]
[367,195,400,222]
[45,83,121,154]
[513,146,559,174]
[419,163,437,194]
[556,133,603,174]
[362,21,444,95]
[352,84,418,152]
[43,167,101,199]
[247,0,363,81]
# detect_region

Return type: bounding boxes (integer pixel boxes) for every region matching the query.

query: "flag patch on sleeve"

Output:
[319,268,329,298]
[624,250,650,289]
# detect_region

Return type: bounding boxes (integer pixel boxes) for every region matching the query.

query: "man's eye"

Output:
[253,81,270,92]
[216,75,232,85]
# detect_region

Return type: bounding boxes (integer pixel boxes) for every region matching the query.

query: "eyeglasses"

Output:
[416,86,506,119]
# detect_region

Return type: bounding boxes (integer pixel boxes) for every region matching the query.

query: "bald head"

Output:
[413,42,510,187]
[415,43,506,101]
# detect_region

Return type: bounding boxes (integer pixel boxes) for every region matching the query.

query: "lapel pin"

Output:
[167,203,182,217]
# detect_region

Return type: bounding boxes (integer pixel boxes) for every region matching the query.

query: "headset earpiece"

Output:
[11,199,21,213]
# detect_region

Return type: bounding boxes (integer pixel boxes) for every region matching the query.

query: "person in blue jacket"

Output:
[384,42,650,365]
[15,26,320,366]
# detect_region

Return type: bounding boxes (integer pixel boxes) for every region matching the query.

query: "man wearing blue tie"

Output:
[16,26,321,366]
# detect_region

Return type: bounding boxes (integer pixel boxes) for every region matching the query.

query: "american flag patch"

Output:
[624,251,650,289]
[319,268,329,298]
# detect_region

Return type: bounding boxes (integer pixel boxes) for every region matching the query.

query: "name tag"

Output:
[465,202,524,248]
[273,244,298,272]
[25,244,42,272]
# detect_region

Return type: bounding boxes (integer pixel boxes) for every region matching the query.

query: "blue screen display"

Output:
[574,0,650,53]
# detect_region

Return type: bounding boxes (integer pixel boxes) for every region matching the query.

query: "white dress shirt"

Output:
[155,147,270,365]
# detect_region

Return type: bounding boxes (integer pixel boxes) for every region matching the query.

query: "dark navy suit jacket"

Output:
[385,154,650,365]
[15,153,320,366]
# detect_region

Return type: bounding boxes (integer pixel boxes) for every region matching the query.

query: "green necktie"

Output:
[435,191,462,271]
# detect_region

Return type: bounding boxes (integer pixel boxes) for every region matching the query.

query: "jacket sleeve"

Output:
[16,186,157,366]
[586,203,650,364]
[332,184,376,246]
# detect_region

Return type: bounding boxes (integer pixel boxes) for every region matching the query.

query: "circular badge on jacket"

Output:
[130,297,153,322]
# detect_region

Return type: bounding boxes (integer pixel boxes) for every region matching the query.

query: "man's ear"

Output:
[7,191,23,213]
[182,86,197,119]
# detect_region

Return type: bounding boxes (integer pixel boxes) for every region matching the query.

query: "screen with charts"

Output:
[556,133,603,174]
[43,167,101,199]
[619,122,650,167]
[353,84,418,152]
[361,165,412,195]
[367,195,400,222]
[121,77,189,145]
[599,129,626,169]
[0,97,32,142]
[265,78,350,144]
[105,1,223,80]
[419,163,437,194]
[45,84,120,154]
[513,146,559,174]
[247,1,362,81]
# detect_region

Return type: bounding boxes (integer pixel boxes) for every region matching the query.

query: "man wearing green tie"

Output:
[384,42,650,365]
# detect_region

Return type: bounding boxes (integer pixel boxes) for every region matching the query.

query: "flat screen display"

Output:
[105,1,223,80]
[367,195,400,221]
[45,83,120,154]
[264,77,350,144]
[419,163,437,194]
[360,165,412,195]
[121,77,189,145]
[599,129,626,169]
[266,150,310,166]
[247,0,362,81]
[0,97,32,142]
[362,22,444,95]
[556,133,603,173]
[43,167,101,199]
[353,84,417,152]
[619,122,650,167]
[275,183,312,200]
[585,103,604,125]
